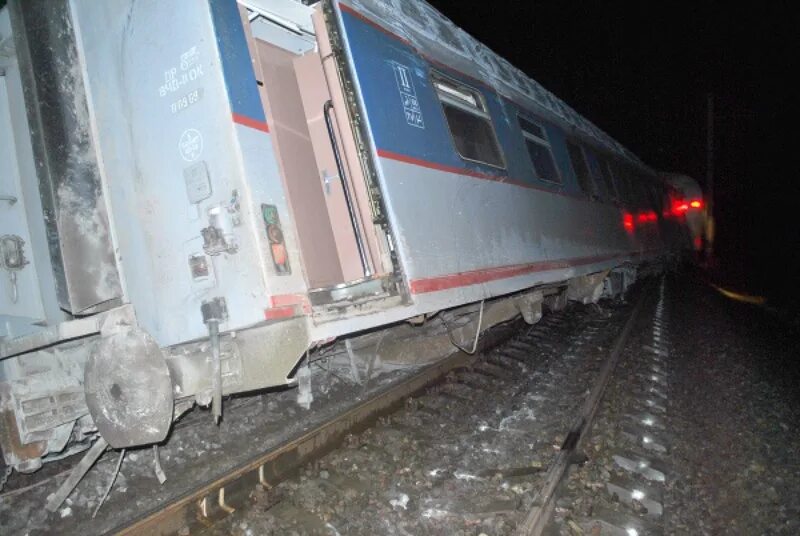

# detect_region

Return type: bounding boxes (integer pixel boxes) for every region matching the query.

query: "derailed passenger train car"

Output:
[0,0,700,474]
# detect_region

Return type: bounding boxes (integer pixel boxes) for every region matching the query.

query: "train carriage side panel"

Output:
[0,8,65,341]
[331,1,632,308]
[68,0,309,347]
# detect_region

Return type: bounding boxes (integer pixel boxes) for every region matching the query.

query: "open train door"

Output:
[240,0,405,313]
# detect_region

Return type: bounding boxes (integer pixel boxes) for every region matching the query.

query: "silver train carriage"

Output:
[0,0,700,473]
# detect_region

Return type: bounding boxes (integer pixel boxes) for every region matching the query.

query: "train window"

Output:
[599,158,619,200]
[610,161,629,204]
[585,150,609,199]
[648,182,662,213]
[518,116,560,183]
[432,73,505,168]
[618,164,638,207]
[620,165,637,206]
[566,141,595,196]
[634,175,650,209]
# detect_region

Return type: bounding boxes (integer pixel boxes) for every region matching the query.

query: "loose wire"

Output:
[442,299,485,355]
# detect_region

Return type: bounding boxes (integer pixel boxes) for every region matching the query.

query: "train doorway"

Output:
[239,2,401,308]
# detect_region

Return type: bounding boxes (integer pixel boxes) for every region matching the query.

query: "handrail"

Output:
[323,100,371,278]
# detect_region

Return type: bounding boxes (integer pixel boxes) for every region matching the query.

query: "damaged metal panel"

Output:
[8,0,121,314]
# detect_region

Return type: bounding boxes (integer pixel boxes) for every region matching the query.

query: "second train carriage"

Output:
[0,0,700,473]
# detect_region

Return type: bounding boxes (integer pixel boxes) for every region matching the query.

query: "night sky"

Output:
[428,1,795,301]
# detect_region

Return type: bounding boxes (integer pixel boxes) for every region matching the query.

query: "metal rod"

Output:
[323,100,372,278]
[209,320,222,424]
[45,436,108,512]
[0,195,18,205]
[92,448,125,518]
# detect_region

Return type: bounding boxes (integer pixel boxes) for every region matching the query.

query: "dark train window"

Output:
[649,183,662,213]
[633,174,649,209]
[599,158,618,200]
[610,160,628,203]
[432,74,505,168]
[615,162,636,206]
[585,150,609,199]
[518,116,560,183]
[566,141,595,195]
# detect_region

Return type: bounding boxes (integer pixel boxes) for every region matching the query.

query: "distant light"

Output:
[642,436,652,444]
[632,489,645,500]
[623,212,635,233]
[627,529,639,536]
[638,461,648,469]
[642,417,654,426]
[689,199,703,209]
[671,199,690,217]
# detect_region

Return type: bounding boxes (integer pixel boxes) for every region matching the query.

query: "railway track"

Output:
[0,282,658,535]
[543,278,673,536]
[1,305,521,535]
[517,283,648,536]
[196,288,652,535]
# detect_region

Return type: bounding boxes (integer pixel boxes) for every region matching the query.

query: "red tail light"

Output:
[636,211,658,224]
[670,198,703,217]
[623,212,634,233]
[670,200,688,217]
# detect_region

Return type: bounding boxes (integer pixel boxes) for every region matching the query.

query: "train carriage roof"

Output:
[341,0,652,172]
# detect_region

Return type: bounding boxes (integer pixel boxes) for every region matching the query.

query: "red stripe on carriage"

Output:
[409,254,623,294]
[376,149,517,184]
[339,3,413,47]
[269,293,307,308]
[233,113,270,133]
[264,305,298,320]
[376,148,582,197]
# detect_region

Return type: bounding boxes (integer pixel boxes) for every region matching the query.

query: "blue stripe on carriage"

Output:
[337,4,582,196]
[208,0,267,124]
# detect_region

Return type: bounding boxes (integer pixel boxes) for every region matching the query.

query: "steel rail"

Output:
[113,346,486,535]
[516,288,649,536]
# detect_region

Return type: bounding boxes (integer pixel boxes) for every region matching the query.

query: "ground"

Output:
[202,273,800,535]
[2,271,798,534]
[664,273,800,534]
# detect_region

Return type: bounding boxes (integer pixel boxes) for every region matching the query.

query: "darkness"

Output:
[429,1,796,305]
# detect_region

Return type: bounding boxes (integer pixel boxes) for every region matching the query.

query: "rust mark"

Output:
[0,409,46,468]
